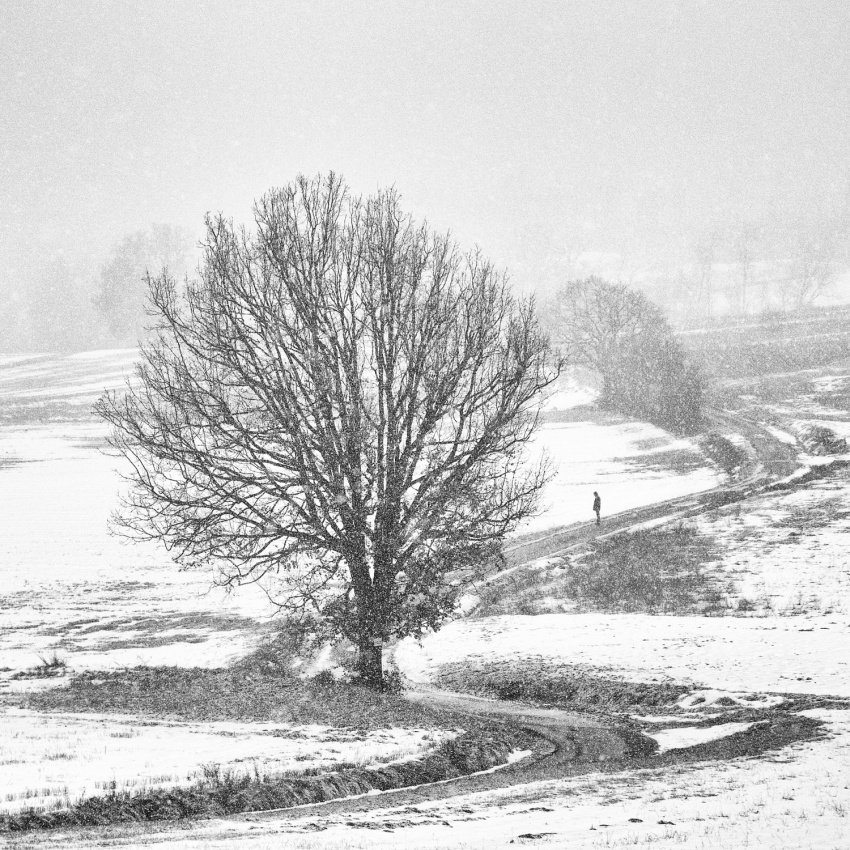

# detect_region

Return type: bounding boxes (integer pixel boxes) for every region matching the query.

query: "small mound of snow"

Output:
[678,690,785,711]
[649,721,755,753]
[631,714,723,724]
[765,426,798,446]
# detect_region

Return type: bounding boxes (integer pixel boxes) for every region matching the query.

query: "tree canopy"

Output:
[97,174,558,687]
[554,277,704,432]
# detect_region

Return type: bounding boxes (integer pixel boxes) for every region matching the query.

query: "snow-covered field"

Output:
[24,709,850,849]
[0,352,719,679]
[0,423,274,678]
[397,611,850,696]
[693,478,850,617]
[520,419,722,534]
[0,709,450,817]
[0,351,279,682]
[4,349,850,848]
[519,370,723,534]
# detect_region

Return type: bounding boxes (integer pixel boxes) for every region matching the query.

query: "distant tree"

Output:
[97,174,558,689]
[554,277,704,432]
[781,215,847,309]
[553,277,666,394]
[787,232,841,308]
[732,224,760,315]
[613,331,705,432]
[96,224,193,345]
[689,230,721,318]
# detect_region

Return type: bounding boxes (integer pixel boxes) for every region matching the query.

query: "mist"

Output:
[2,0,849,351]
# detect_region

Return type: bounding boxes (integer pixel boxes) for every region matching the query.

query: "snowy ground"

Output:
[518,370,723,534]
[0,425,274,679]
[0,709,450,817]
[0,352,719,680]
[0,351,277,683]
[520,419,722,535]
[693,475,850,616]
[21,709,850,849]
[396,611,850,697]
[4,350,850,848]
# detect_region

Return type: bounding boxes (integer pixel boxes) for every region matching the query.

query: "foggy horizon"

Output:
[3,0,850,320]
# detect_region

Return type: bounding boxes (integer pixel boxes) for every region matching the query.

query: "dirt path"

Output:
[230,689,630,829]
[225,416,804,829]
[501,408,799,568]
[227,413,803,827]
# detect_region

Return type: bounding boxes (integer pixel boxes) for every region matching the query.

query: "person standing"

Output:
[592,491,601,525]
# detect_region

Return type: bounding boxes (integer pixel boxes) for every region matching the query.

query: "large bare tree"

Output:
[97,174,558,688]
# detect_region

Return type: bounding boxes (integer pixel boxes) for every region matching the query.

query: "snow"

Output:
[693,473,850,615]
[676,690,785,711]
[396,612,850,696]
[519,419,722,535]
[0,425,273,681]
[0,349,140,402]
[539,368,599,411]
[765,425,798,445]
[63,709,850,849]
[0,708,452,816]
[0,429,279,697]
[647,721,755,753]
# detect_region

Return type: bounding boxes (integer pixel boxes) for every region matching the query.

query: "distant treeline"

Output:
[0,225,196,354]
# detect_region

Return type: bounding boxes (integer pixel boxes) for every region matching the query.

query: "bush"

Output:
[797,424,847,455]
[553,278,706,434]
[700,432,749,477]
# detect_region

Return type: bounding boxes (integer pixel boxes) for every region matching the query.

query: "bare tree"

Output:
[553,277,704,431]
[691,230,721,318]
[553,277,666,392]
[787,233,840,308]
[781,212,846,309]
[97,174,558,689]
[732,225,760,315]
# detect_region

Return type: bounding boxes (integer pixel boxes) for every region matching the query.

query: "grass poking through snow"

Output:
[22,664,454,729]
[476,525,721,617]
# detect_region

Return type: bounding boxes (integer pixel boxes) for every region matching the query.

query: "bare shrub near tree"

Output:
[553,277,704,432]
[97,174,558,689]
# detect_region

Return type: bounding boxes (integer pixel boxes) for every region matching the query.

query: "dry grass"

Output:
[476,525,721,618]
[436,659,690,716]
[2,729,530,832]
[22,663,451,730]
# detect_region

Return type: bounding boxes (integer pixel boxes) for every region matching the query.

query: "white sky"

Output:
[2,0,849,298]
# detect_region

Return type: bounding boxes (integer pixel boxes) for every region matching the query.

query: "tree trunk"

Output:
[357,640,383,690]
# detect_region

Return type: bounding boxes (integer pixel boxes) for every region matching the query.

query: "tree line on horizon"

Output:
[0,224,197,354]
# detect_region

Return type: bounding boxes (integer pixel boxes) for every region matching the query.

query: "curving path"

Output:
[231,411,803,827]
[499,407,799,568]
[234,688,630,827]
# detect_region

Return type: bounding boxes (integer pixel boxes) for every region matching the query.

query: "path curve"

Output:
[499,407,799,568]
[235,688,630,827]
[234,411,802,826]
